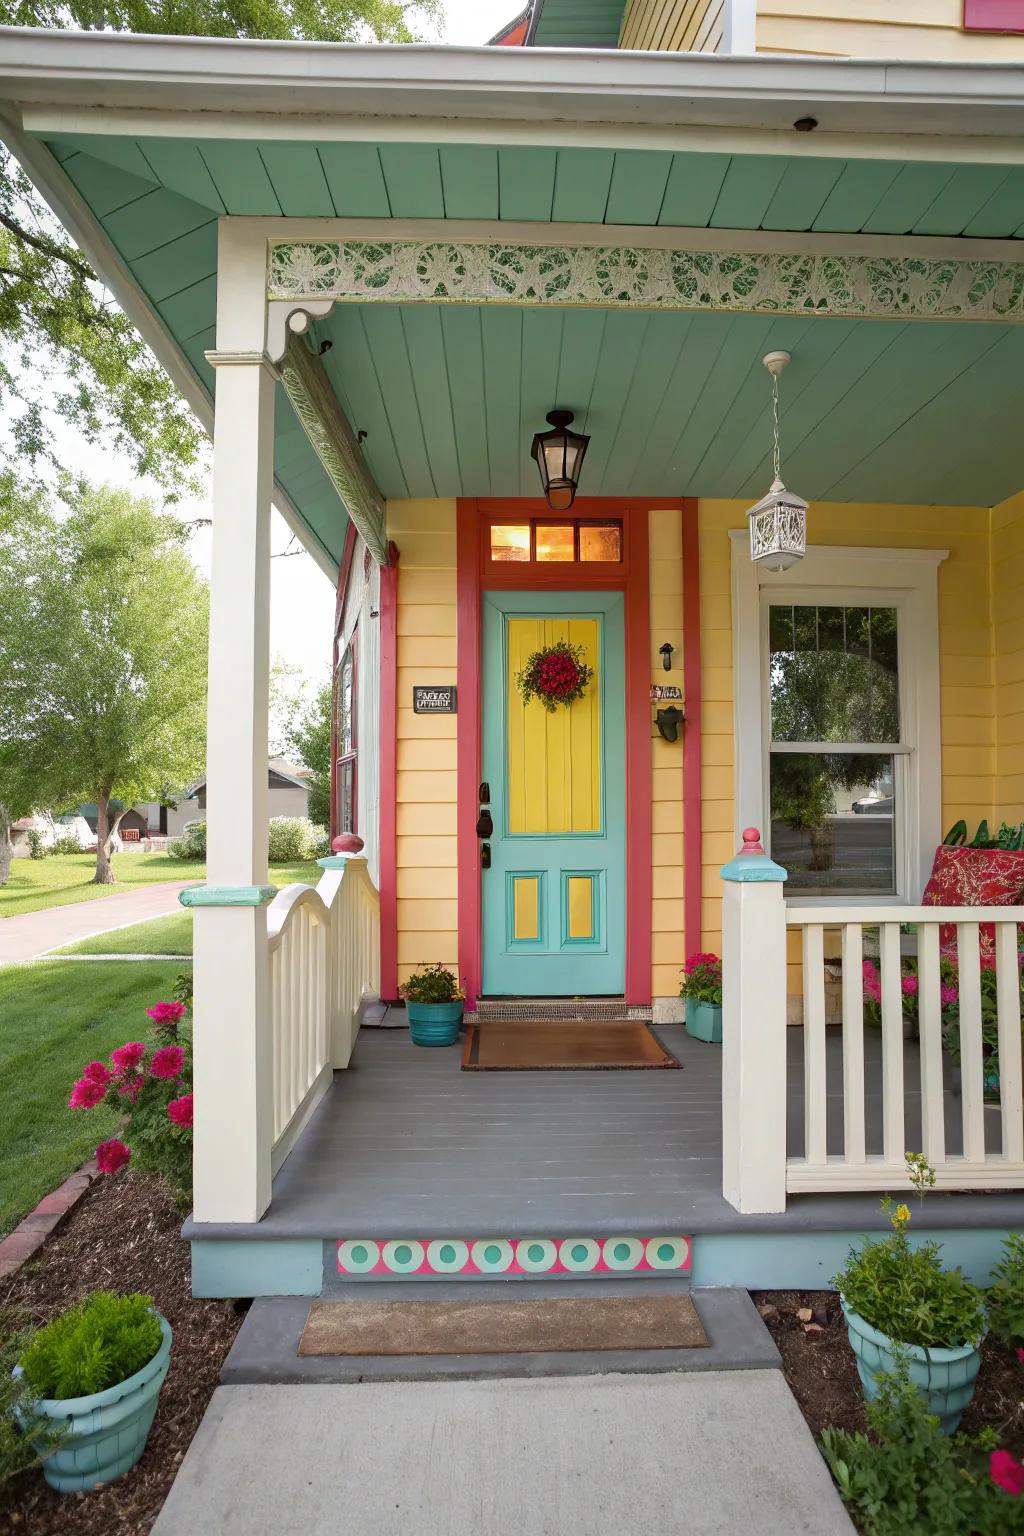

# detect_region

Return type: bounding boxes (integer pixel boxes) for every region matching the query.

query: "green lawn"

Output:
[0,960,185,1236]
[50,861,322,955]
[1,854,324,919]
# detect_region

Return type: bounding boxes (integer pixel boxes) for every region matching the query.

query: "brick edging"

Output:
[0,1159,98,1279]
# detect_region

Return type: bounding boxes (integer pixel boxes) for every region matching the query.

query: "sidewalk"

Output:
[153,1371,855,1536]
[0,882,196,965]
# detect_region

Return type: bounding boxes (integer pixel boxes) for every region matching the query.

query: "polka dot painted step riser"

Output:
[336,1236,692,1278]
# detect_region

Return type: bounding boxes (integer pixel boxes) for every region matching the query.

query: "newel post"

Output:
[721,828,789,1214]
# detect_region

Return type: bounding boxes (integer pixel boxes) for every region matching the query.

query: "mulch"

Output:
[753,1289,1024,1457]
[0,1171,242,1536]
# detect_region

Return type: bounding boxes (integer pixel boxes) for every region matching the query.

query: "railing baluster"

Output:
[917,922,945,1165]
[879,922,905,1164]
[996,921,1024,1163]
[957,921,986,1163]
[841,923,865,1166]
[802,924,827,1164]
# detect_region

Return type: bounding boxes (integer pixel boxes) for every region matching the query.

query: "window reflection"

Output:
[769,605,899,744]
[770,753,895,895]
[536,525,574,562]
[579,524,622,562]
[490,525,531,562]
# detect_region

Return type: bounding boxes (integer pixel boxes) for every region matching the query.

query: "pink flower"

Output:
[83,1060,112,1086]
[111,1041,146,1074]
[940,984,959,1005]
[981,953,998,972]
[1016,1347,1024,1365]
[118,1076,144,1103]
[685,952,721,972]
[146,1000,186,1024]
[95,1138,131,1175]
[167,1093,193,1129]
[149,1044,185,1079]
[69,1076,106,1110]
[990,1449,1024,1497]
[901,974,919,996]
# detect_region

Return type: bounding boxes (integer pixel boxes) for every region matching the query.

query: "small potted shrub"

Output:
[833,1157,987,1434]
[13,1292,171,1491]
[680,952,723,1043]
[400,963,464,1047]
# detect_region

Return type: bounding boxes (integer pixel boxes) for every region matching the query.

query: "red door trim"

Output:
[682,499,703,959]
[379,543,400,1001]
[456,497,672,1007]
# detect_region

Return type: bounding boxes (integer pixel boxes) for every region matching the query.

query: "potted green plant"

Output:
[680,952,723,1043]
[833,1157,987,1434]
[13,1291,171,1491]
[400,963,464,1047]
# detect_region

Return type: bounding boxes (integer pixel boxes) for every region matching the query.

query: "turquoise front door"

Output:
[481,591,626,996]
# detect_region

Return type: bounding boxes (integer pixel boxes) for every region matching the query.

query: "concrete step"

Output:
[220,1283,779,1386]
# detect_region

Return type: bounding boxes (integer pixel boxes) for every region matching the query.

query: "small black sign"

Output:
[413,685,457,715]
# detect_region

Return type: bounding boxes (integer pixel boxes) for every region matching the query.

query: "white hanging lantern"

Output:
[746,351,807,572]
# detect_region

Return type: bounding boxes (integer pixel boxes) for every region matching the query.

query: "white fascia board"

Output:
[0,105,339,581]
[3,26,1024,146]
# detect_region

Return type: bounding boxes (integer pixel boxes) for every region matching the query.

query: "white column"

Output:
[189,348,276,1224]
[721,829,788,1214]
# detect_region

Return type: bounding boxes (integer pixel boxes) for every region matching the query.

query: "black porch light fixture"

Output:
[531,409,590,511]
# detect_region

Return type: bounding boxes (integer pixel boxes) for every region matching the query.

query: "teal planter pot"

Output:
[840,1300,982,1434]
[16,1314,172,1491]
[685,1000,723,1044]
[406,999,463,1047]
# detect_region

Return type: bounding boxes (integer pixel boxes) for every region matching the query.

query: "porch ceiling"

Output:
[318,301,1024,507]
[16,127,1024,547]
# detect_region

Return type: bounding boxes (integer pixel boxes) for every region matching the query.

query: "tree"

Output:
[0,0,440,496]
[0,482,209,883]
[287,680,333,829]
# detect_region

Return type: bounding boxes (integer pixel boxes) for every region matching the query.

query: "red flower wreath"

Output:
[515,640,594,713]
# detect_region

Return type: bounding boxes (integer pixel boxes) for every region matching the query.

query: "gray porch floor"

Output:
[187,1024,1019,1240]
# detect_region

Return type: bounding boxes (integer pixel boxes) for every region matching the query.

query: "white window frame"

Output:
[730,534,948,905]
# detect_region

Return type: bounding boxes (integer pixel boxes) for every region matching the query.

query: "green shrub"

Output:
[0,1315,64,1488]
[51,834,84,856]
[833,1200,986,1350]
[26,828,48,859]
[987,1231,1024,1348]
[267,816,322,863]
[19,1292,162,1401]
[400,963,462,1004]
[167,820,206,860]
[821,1369,1023,1536]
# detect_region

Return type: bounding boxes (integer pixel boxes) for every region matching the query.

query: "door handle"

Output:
[476,809,493,839]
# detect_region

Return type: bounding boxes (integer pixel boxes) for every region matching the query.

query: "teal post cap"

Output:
[179,884,279,908]
[721,828,787,883]
[317,855,351,869]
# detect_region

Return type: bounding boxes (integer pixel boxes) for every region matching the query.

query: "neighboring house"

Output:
[9,814,56,857]
[2,13,1022,1317]
[75,760,312,842]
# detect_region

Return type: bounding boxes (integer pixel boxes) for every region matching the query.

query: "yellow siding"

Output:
[649,508,686,998]
[390,498,459,986]
[756,1,1024,61]
[620,0,725,52]
[695,498,997,960]
[992,491,1024,824]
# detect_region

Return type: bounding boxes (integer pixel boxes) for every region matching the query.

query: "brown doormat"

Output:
[299,1294,707,1357]
[461,1020,679,1070]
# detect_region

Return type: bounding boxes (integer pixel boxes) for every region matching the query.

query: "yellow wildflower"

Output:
[894,1203,911,1226]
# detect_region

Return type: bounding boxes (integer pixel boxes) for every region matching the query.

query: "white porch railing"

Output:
[721,830,1024,1213]
[267,855,380,1174]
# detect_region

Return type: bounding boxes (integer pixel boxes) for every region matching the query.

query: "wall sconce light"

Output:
[656,706,684,743]
[746,351,808,572]
[531,409,590,511]
[659,642,675,672]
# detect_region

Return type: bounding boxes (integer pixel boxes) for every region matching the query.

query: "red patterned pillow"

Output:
[922,845,1024,956]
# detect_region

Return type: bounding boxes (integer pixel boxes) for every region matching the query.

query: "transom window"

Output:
[766,601,904,897]
[489,519,622,565]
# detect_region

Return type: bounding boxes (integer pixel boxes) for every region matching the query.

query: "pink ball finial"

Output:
[739,827,765,856]
[332,834,364,854]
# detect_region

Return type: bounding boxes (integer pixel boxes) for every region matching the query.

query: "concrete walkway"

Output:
[0,881,196,964]
[153,1372,854,1536]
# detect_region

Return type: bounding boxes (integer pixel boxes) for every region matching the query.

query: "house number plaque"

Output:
[413,685,457,714]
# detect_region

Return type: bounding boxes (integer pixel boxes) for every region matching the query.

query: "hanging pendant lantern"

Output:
[531,409,589,512]
[746,351,807,572]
